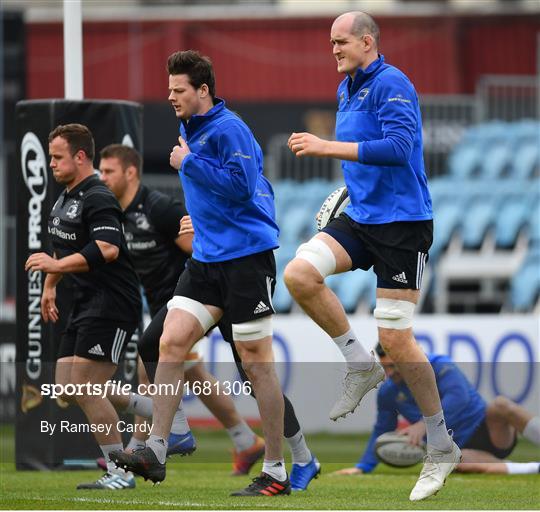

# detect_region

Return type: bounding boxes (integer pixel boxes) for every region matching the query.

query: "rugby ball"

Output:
[316,186,350,231]
[375,432,425,468]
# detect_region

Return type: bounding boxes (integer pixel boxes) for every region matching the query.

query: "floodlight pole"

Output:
[63,0,83,99]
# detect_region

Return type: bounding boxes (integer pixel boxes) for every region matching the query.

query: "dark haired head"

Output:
[100,144,141,177]
[48,123,95,161]
[167,50,216,98]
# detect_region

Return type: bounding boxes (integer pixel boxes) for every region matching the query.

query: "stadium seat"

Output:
[461,197,498,249]
[334,270,374,313]
[495,192,537,248]
[511,141,539,180]
[430,198,464,260]
[510,246,540,311]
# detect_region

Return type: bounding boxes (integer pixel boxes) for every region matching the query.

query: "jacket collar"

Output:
[347,54,385,95]
[182,98,226,132]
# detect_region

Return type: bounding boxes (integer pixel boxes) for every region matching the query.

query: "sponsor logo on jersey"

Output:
[48,226,77,240]
[53,217,60,226]
[388,93,411,103]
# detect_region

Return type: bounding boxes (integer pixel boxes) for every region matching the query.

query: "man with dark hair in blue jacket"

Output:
[284,11,460,501]
[332,343,540,476]
[111,50,294,497]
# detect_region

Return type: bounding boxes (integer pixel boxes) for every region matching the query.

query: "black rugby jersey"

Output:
[48,175,141,323]
[123,185,188,316]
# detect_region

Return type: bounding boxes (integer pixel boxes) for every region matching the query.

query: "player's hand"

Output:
[179,215,194,236]
[170,136,191,170]
[25,252,61,274]
[288,132,328,158]
[329,467,364,476]
[400,421,426,446]
[41,285,59,323]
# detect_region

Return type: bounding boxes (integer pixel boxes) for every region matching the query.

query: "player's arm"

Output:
[176,215,194,255]
[178,125,259,201]
[288,133,359,162]
[40,253,62,323]
[147,192,194,256]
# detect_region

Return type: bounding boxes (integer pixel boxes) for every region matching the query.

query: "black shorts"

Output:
[173,250,276,324]
[322,214,433,289]
[463,419,518,459]
[57,317,138,364]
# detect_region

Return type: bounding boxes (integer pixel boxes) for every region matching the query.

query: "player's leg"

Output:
[224,324,320,488]
[111,293,222,483]
[128,356,151,452]
[231,331,290,496]
[457,449,508,473]
[486,396,540,446]
[284,226,383,420]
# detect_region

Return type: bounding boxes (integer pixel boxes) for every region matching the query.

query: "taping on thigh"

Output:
[295,238,336,278]
[232,316,273,342]
[373,298,415,329]
[167,296,215,332]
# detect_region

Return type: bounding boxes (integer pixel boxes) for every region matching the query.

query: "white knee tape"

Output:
[373,298,415,330]
[232,316,273,342]
[295,238,336,278]
[167,296,215,332]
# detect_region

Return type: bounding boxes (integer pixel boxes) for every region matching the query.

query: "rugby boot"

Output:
[232,435,266,475]
[330,356,385,420]
[76,471,135,490]
[110,447,165,484]
[290,454,321,491]
[231,472,291,496]
[409,441,462,501]
[167,431,197,457]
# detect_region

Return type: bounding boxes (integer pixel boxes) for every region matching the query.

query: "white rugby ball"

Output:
[316,186,350,231]
[375,432,425,468]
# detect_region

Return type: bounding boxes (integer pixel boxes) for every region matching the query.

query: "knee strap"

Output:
[232,316,273,342]
[373,298,415,330]
[167,296,216,332]
[295,238,336,278]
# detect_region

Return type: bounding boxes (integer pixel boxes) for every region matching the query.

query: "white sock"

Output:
[286,431,312,465]
[332,329,373,370]
[424,410,453,452]
[522,417,540,445]
[262,459,287,481]
[126,436,146,452]
[146,435,168,464]
[125,393,153,418]
[170,403,190,435]
[505,461,540,474]
[227,421,256,452]
[100,443,124,474]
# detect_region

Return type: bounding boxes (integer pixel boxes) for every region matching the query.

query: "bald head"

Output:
[333,11,380,48]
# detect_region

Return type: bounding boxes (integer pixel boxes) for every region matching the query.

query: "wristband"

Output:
[79,240,107,270]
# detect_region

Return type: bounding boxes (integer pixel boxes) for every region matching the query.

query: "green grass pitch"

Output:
[1,424,539,509]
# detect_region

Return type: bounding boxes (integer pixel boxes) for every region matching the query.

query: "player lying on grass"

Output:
[331,343,540,476]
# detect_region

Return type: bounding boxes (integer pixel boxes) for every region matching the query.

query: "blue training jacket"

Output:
[336,55,433,224]
[356,355,486,473]
[178,99,279,262]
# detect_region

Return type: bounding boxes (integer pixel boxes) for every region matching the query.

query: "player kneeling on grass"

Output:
[331,343,540,478]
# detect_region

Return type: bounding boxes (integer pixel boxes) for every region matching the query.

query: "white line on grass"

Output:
[14,495,205,507]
